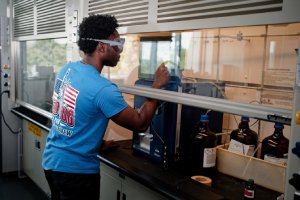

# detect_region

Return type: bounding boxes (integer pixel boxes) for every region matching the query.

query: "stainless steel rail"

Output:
[119,84,292,124]
[13,84,292,125]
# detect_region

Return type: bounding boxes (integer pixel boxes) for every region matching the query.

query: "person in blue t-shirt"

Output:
[42,14,169,200]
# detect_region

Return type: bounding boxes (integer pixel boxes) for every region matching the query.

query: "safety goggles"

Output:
[82,38,125,52]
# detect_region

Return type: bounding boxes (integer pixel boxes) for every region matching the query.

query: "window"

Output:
[17,38,67,112]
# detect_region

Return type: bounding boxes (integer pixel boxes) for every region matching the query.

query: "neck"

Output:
[81,55,103,74]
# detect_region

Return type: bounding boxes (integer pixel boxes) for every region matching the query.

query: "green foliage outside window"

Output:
[26,39,67,73]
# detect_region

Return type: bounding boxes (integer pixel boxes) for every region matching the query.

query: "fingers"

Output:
[152,63,170,89]
[158,63,166,70]
[158,63,169,73]
[159,66,169,78]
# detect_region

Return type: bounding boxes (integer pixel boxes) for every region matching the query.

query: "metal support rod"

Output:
[119,84,292,124]
[14,83,292,125]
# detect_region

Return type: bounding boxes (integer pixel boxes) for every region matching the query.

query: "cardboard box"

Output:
[217,144,286,192]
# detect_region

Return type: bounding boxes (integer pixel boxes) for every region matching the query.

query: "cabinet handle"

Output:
[122,193,126,200]
[117,190,120,200]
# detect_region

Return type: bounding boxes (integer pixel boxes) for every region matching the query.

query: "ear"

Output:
[97,43,105,53]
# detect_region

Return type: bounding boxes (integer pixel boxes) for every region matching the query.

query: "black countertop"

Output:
[99,140,281,200]
[11,107,281,199]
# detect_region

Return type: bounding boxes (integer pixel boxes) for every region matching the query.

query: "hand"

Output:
[152,63,170,89]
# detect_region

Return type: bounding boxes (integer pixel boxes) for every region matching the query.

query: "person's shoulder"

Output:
[61,61,85,73]
[59,61,77,70]
[99,75,115,85]
[66,61,81,68]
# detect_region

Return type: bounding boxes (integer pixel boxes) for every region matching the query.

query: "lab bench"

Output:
[98,140,281,200]
[11,106,282,199]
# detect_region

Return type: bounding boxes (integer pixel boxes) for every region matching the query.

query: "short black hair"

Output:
[77,15,119,55]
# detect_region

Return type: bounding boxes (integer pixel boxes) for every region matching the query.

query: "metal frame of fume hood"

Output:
[118,84,292,124]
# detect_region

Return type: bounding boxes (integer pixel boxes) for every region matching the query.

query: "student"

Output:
[42,14,170,200]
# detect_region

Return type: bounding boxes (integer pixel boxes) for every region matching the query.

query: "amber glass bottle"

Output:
[189,115,217,176]
[229,116,258,156]
[261,122,289,165]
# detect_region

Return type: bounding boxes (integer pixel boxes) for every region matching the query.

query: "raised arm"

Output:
[111,63,170,132]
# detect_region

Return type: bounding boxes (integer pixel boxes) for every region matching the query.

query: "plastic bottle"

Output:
[229,116,258,156]
[244,179,255,199]
[189,115,217,176]
[261,122,289,165]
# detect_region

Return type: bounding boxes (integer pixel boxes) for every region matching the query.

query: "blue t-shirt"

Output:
[42,61,128,174]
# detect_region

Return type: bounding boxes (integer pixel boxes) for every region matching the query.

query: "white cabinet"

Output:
[100,163,167,200]
[100,166,122,200]
[22,120,50,197]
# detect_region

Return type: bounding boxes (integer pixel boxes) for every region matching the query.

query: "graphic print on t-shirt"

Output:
[52,68,79,136]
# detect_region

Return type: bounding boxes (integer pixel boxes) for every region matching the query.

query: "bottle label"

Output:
[264,154,288,165]
[203,147,216,168]
[244,189,255,198]
[228,139,255,156]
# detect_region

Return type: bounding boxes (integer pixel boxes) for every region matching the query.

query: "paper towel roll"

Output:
[191,175,212,187]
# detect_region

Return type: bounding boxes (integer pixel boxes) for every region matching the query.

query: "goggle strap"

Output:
[81,38,124,47]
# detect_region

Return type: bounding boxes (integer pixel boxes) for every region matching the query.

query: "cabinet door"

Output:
[22,120,50,196]
[122,177,167,200]
[100,169,122,200]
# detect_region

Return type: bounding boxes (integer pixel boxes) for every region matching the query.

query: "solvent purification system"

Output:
[132,35,224,165]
